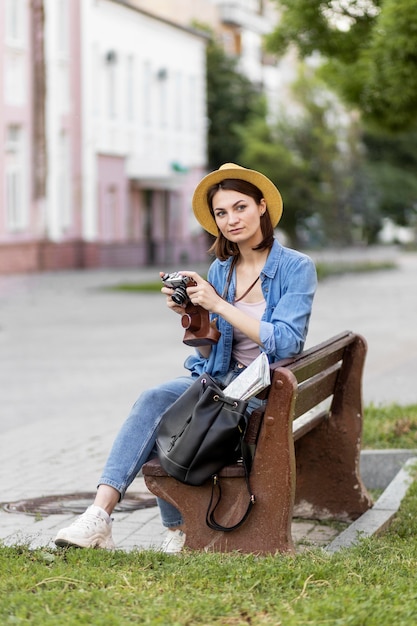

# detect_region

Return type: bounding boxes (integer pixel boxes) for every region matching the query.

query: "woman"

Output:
[54,163,317,553]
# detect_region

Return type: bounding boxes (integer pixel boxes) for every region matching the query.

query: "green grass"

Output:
[1,476,417,625]
[363,403,417,449]
[315,260,396,281]
[2,404,416,625]
[108,281,164,293]
[107,260,396,293]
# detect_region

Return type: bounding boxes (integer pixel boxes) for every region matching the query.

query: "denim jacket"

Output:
[184,239,317,378]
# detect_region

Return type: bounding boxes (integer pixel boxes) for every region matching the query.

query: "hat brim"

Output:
[192,164,283,236]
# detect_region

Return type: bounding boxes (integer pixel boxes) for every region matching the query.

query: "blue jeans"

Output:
[98,365,263,528]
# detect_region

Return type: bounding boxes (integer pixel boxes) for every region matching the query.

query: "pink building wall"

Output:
[0,0,84,273]
[0,0,210,275]
[0,0,34,245]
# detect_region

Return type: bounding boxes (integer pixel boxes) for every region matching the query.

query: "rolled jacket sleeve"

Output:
[259,254,317,360]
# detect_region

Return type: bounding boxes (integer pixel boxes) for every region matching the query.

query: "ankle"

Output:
[89,504,111,522]
[93,485,120,516]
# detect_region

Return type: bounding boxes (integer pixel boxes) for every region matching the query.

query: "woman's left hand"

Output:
[180,271,221,312]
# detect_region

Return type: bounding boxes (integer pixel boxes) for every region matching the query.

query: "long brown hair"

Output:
[207,179,274,261]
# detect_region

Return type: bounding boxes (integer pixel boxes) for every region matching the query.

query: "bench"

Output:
[142,331,373,554]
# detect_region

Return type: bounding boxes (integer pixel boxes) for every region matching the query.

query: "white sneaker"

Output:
[54,505,115,549]
[161,529,186,554]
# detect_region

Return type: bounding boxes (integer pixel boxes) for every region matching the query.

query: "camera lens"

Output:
[171,286,188,305]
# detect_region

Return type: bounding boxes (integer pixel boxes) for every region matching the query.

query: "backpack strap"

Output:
[205,444,255,532]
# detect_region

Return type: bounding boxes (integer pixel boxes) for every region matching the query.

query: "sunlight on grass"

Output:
[363,403,417,449]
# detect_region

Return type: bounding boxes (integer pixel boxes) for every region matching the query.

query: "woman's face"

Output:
[212,188,266,246]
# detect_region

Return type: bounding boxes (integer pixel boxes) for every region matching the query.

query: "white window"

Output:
[188,75,197,131]
[157,68,168,128]
[5,0,26,105]
[102,186,117,241]
[105,51,118,119]
[5,0,25,45]
[58,132,72,231]
[174,71,183,130]
[5,126,27,232]
[126,55,135,122]
[142,60,152,126]
[92,44,100,117]
[56,0,69,57]
[4,51,26,105]
[56,0,70,114]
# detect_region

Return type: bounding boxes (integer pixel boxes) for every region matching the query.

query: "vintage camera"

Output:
[161,271,221,347]
[161,272,193,306]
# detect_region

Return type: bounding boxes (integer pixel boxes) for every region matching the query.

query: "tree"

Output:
[206,37,265,169]
[363,128,417,226]
[237,71,371,246]
[267,0,417,132]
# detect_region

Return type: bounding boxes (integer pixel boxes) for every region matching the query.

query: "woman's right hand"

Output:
[160,272,187,316]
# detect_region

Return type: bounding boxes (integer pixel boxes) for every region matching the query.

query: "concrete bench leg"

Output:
[293,336,372,520]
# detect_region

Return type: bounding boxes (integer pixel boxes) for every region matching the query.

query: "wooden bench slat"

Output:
[288,346,346,384]
[291,331,354,362]
[272,332,355,384]
[293,409,328,441]
[293,363,341,418]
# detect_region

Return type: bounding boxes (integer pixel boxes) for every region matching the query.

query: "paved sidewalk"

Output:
[1,249,416,552]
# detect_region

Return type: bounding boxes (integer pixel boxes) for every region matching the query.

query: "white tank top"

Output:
[232,299,266,366]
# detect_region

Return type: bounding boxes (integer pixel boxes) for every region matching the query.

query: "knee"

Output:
[133,386,161,408]
[130,378,189,417]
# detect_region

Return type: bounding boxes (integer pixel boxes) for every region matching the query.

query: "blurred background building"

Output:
[0,0,289,274]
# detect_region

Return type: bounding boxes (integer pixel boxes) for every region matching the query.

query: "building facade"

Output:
[0,0,209,274]
[132,0,288,115]
[1,0,292,275]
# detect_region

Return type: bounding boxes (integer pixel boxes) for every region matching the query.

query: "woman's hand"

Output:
[179,271,222,313]
[160,272,188,316]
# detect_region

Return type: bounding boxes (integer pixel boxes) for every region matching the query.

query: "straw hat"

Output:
[192,163,283,236]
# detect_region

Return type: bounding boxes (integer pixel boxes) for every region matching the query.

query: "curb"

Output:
[360,449,417,489]
[325,457,416,553]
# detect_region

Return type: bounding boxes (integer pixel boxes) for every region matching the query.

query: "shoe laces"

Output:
[72,510,107,531]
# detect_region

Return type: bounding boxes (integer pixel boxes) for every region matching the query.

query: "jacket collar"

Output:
[261,239,282,279]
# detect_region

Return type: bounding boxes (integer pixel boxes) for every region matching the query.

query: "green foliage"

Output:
[363,0,417,131]
[267,0,417,132]
[363,403,417,448]
[267,0,381,62]
[363,126,417,225]
[238,69,369,245]
[206,36,265,169]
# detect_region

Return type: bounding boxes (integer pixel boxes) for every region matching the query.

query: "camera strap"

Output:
[221,256,238,300]
[222,256,260,303]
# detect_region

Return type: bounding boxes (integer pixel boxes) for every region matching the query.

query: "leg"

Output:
[98,376,195,500]
[54,376,194,549]
[93,484,120,516]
